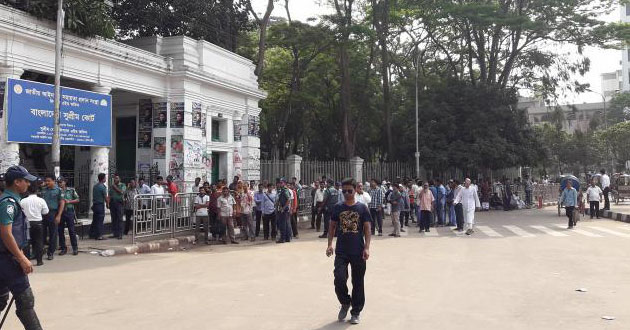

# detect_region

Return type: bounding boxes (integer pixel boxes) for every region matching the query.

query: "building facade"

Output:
[525,102,605,133]
[0,5,265,197]
[601,70,623,100]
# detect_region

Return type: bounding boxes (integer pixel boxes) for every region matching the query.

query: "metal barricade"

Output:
[132,193,176,244]
[173,193,196,234]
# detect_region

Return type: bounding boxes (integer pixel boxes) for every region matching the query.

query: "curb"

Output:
[100,235,196,257]
[585,209,630,223]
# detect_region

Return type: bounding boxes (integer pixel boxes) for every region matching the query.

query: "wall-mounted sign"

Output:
[6,78,112,146]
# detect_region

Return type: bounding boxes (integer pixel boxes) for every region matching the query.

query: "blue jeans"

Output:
[448,204,456,226]
[58,210,78,251]
[276,211,292,242]
[369,208,382,234]
[90,203,105,239]
[435,201,445,225]
[43,211,58,256]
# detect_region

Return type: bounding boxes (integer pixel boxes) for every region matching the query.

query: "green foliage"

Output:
[0,0,116,38]
[607,91,630,125]
[600,121,630,167]
[113,0,253,52]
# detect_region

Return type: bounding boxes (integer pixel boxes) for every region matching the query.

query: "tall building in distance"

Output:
[601,69,623,100]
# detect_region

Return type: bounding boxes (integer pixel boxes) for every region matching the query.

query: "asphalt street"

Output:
[3,207,630,330]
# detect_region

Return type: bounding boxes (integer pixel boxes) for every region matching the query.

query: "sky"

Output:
[251,0,622,104]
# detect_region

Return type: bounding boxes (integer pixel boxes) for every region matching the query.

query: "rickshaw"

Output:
[557,175,580,216]
[612,174,630,205]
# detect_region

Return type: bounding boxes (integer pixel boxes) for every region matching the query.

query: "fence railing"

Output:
[132,193,196,243]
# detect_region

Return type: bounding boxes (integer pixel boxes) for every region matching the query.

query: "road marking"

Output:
[503,225,535,237]
[588,226,630,238]
[530,225,568,237]
[553,224,602,237]
[476,226,503,237]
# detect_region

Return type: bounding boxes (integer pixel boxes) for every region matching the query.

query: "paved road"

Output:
[3,207,630,330]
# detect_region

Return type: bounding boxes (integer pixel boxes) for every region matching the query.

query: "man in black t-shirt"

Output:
[326,178,371,325]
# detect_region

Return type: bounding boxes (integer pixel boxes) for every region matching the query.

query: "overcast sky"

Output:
[251,0,621,104]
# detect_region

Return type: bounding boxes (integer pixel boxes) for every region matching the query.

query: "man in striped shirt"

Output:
[367,180,384,236]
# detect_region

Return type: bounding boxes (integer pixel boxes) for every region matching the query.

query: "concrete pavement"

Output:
[3,207,630,329]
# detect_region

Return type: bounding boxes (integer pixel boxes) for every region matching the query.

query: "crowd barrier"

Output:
[132,193,196,244]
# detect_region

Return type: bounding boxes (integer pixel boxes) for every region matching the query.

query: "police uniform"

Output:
[0,166,42,329]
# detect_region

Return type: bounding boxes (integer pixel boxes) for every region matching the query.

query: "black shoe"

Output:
[276,240,285,244]
[400,228,406,232]
[388,233,396,236]
[117,236,123,240]
[96,236,107,241]
[72,250,79,256]
[350,314,360,324]
[231,241,239,244]
[319,234,327,238]
[36,261,44,266]
[59,249,67,256]
[425,229,430,232]
[47,254,54,261]
[338,304,351,321]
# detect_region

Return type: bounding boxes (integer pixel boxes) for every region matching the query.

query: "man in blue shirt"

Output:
[260,183,277,240]
[254,183,265,238]
[435,179,446,226]
[560,180,579,229]
[41,174,65,260]
[0,166,43,329]
[326,177,371,325]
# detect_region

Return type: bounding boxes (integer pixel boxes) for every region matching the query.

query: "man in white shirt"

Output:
[355,182,371,208]
[217,187,237,244]
[600,169,611,210]
[312,182,325,231]
[454,178,480,235]
[586,180,603,219]
[20,184,49,266]
[150,176,166,195]
[194,187,210,245]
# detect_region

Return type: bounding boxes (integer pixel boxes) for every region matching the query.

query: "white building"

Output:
[621,4,630,92]
[601,69,623,100]
[525,102,605,133]
[0,5,265,201]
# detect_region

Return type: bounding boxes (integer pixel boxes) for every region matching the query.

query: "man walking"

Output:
[454,178,481,235]
[57,177,79,256]
[20,184,49,266]
[367,180,384,236]
[313,181,325,231]
[586,180,603,219]
[560,180,578,229]
[600,169,611,210]
[42,175,64,260]
[109,175,126,240]
[0,166,43,329]
[320,180,340,238]
[326,178,371,325]
[90,173,108,240]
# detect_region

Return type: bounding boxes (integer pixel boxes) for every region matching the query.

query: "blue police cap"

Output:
[5,166,38,182]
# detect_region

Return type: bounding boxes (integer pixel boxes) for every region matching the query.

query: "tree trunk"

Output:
[374,0,393,159]
[249,0,275,79]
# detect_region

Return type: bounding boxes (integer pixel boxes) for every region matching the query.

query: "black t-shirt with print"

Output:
[332,202,370,256]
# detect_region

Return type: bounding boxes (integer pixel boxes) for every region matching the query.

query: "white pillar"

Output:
[287,154,302,182]
[89,85,112,205]
[0,66,24,173]
[350,156,364,184]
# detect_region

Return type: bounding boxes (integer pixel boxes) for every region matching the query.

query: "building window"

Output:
[212,120,221,142]
[627,48,630,60]
[626,4,630,16]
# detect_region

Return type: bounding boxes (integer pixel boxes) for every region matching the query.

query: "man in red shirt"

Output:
[166,175,178,196]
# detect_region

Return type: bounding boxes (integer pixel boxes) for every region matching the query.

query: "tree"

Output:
[601,121,630,170]
[247,0,275,79]
[113,0,253,52]
[607,91,630,125]
[1,0,116,38]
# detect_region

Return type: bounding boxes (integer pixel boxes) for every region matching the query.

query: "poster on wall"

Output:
[171,135,183,154]
[138,131,152,148]
[153,137,166,159]
[192,102,202,128]
[170,135,184,180]
[184,140,202,167]
[202,150,212,173]
[247,115,259,137]
[139,99,153,130]
[170,102,184,128]
[233,120,241,142]
[233,148,242,177]
[153,102,167,128]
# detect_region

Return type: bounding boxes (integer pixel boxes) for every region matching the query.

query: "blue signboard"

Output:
[6,78,112,147]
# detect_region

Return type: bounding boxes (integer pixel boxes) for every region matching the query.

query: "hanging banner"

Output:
[6,78,112,146]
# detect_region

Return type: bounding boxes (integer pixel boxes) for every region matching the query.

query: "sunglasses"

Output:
[342,189,354,195]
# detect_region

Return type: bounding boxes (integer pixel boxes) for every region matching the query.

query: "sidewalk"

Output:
[584,203,630,223]
[73,214,312,257]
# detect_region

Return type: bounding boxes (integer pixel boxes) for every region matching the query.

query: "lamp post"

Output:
[51,0,64,179]
[414,51,421,179]
[586,88,613,172]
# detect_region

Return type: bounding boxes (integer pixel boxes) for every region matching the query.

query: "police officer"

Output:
[0,166,43,329]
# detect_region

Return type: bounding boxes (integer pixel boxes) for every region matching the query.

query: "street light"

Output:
[586,88,614,172]
[414,50,422,179]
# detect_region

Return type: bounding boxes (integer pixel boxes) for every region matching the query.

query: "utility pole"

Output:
[52,0,64,179]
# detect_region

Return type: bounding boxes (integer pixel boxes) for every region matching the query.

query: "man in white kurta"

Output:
[454,178,481,235]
